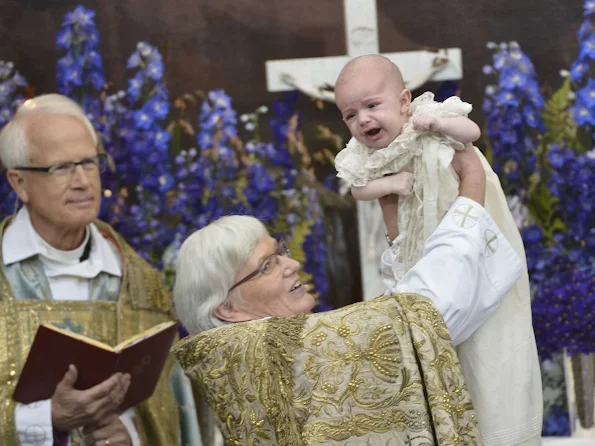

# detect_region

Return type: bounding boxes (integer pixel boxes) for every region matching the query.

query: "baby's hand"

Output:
[412,114,442,133]
[390,172,414,196]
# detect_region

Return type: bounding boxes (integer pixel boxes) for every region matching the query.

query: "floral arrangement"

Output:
[0,60,27,216]
[482,0,595,434]
[0,5,348,307]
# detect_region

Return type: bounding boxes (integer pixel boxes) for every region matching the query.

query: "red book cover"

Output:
[13,321,178,411]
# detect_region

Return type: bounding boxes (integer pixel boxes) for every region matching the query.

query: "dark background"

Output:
[1,0,583,120]
[0,0,585,307]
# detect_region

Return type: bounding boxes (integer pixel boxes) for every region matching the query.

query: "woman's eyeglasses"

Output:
[229,240,291,291]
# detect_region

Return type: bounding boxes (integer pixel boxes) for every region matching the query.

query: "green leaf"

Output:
[285,220,320,297]
[541,78,578,148]
[575,126,592,154]
[288,220,312,265]
[233,175,249,207]
[549,217,567,234]
[526,172,541,197]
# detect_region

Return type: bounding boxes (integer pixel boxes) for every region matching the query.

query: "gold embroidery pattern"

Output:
[0,295,18,444]
[298,302,428,444]
[397,294,481,445]
[173,316,308,446]
[297,293,480,445]
[95,220,180,446]
[175,293,482,445]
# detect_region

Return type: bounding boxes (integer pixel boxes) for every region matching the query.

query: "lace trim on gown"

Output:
[334,92,473,282]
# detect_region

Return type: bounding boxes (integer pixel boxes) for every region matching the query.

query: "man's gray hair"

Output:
[0,94,97,169]
[174,215,268,335]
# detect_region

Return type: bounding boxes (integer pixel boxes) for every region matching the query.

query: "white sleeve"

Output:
[15,401,141,446]
[120,409,141,446]
[15,400,54,446]
[383,196,523,346]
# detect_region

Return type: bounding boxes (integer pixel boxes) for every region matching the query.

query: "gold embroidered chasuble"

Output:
[0,217,180,445]
[173,293,483,446]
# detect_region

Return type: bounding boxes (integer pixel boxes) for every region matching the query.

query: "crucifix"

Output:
[265,0,464,301]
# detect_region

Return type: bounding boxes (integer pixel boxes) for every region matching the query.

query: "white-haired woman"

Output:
[172,145,524,445]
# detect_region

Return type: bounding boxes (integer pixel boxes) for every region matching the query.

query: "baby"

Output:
[334,55,543,446]
[334,55,480,279]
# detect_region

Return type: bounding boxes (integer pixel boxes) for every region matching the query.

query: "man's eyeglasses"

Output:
[229,240,291,291]
[13,154,107,179]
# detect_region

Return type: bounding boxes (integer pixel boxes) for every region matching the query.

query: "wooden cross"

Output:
[265,0,464,301]
[266,0,463,101]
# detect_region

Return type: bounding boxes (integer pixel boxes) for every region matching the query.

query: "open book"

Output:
[13,321,178,411]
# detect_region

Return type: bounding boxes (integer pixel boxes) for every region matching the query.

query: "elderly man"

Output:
[172,144,525,445]
[0,94,201,446]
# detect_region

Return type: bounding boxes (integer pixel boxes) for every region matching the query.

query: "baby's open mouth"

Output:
[366,128,381,136]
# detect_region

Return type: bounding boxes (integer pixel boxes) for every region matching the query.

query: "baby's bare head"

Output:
[335,55,405,105]
[335,55,411,148]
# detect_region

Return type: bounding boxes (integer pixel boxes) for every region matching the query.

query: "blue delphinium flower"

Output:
[1,6,335,312]
[547,149,595,257]
[0,60,28,218]
[570,1,595,85]
[484,1,595,366]
[483,42,545,197]
[269,95,330,301]
[170,90,243,237]
[97,43,174,263]
[572,77,595,127]
[170,90,331,304]
[56,5,105,121]
[542,405,571,436]
[268,91,301,168]
[0,61,27,128]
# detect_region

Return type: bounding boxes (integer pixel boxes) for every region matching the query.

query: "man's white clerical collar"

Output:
[2,207,121,277]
